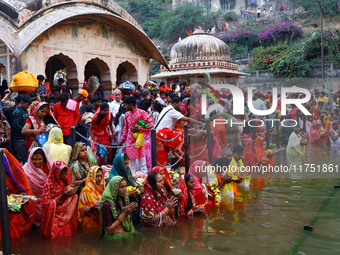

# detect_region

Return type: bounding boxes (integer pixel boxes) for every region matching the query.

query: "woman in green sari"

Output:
[69,142,97,189]
[108,153,135,187]
[98,176,138,241]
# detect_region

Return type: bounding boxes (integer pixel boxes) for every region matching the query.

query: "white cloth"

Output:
[329,129,340,146]
[109,100,121,118]
[252,99,266,111]
[155,105,183,131]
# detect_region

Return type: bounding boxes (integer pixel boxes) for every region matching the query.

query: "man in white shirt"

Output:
[155,96,202,131]
[252,93,266,111]
[109,89,122,118]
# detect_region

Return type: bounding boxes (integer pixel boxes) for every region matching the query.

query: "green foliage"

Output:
[248,44,311,78]
[302,30,340,64]
[228,43,250,58]
[159,5,216,41]
[150,54,170,76]
[223,12,238,21]
[270,50,311,78]
[248,44,291,71]
[294,0,339,17]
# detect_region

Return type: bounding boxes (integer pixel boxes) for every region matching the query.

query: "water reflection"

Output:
[6,144,340,255]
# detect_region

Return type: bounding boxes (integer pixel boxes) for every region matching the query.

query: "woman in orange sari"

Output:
[78,166,105,232]
[40,161,78,239]
[1,149,36,239]
[89,102,114,165]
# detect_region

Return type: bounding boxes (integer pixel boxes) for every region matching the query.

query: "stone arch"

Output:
[45,53,78,91]
[116,61,137,83]
[18,4,168,68]
[84,58,111,88]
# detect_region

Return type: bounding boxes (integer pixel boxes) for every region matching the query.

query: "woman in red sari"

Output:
[140,172,177,227]
[89,102,114,165]
[254,137,271,165]
[147,166,172,196]
[1,149,36,239]
[178,174,206,217]
[156,128,184,167]
[22,102,58,151]
[40,161,78,239]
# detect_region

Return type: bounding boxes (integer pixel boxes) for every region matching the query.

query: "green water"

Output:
[6,145,340,255]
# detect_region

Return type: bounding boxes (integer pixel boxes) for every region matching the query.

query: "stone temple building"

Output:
[0,0,167,95]
[151,29,248,85]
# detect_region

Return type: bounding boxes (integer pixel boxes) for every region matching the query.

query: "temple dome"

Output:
[170,29,231,64]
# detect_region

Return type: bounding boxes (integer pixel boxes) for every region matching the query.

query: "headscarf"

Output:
[79,89,88,98]
[3,149,36,239]
[310,122,321,143]
[43,127,71,165]
[188,161,207,206]
[42,161,72,200]
[108,154,135,186]
[147,166,172,193]
[40,161,77,239]
[23,147,53,225]
[98,176,137,240]
[69,142,94,179]
[29,102,58,128]
[178,174,196,216]
[78,166,105,224]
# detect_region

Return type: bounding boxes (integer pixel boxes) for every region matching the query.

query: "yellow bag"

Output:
[10,71,38,93]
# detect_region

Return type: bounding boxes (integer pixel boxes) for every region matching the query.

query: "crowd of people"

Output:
[2,70,340,242]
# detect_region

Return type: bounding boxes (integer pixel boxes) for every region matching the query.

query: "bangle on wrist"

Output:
[162,208,169,215]
[118,216,123,223]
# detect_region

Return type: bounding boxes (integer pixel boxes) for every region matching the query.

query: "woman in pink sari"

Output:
[23,147,53,226]
[310,122,325,144]
[89,102,114,165]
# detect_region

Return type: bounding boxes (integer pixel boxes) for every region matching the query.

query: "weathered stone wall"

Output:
[20,20,150,92]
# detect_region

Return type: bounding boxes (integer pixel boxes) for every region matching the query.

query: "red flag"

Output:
[188,29,192,34]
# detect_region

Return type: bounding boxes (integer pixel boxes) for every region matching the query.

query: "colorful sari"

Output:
[23,147,52,226]
[108,154,135,186]
[254,137,270,165]
[310,122,323,144]
[78,166,105,231]
[25,102,58,150]
[69,142,95,181]
[43,127,72,165]
[1,149,36,239]
[40,161,78,239]
[140,183,177,227]
[90,109,113,165]
[178,175,199,216]
[156,127,184,167]
[187,161,209,207]
[98,176,138,241]
[243,139,256,167]
[147,166,172,195]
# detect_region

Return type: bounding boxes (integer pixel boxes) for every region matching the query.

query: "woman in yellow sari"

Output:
[43,127,72,165]
[78,166,106,232]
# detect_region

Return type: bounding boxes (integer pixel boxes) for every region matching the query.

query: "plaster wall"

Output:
[20,20,149,93]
